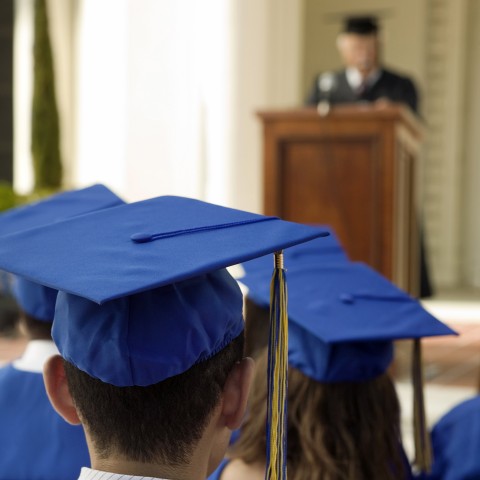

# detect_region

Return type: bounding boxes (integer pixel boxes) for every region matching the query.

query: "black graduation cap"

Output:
[343,15,379,35]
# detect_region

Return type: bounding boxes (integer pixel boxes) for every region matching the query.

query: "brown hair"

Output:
[64,333,244,465]
[21,311,52,340]
[231,349,407,480]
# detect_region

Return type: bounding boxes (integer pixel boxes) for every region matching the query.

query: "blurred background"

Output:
[0,0,479,457]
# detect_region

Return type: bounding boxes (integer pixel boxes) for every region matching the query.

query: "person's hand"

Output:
[374,97,393,109]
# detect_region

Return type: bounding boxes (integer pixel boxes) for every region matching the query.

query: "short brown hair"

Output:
[64,333,244,465]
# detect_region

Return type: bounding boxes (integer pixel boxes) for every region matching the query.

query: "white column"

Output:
[13,0,34,194]
[73,0,129,197]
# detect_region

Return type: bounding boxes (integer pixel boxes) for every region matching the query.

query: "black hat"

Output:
[343,16,379,35]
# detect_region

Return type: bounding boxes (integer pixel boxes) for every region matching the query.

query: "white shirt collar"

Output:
[346,67,381,90]
[12,339,59,373]
[78,467,171,480]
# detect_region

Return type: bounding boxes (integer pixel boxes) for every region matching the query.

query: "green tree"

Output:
[31,0,62,190]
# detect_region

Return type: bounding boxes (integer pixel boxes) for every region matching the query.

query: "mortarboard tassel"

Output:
[265,251,288,480]
[412,338,432,473]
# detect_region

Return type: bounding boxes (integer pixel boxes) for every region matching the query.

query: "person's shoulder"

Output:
[380,68,415,86]
[0,363,18,382]
[220,458,264,480]
[434,395,480,431]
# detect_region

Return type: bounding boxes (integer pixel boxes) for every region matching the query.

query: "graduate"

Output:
[0,184,124,480]
[0,195,328,480]
[209,261,456,480]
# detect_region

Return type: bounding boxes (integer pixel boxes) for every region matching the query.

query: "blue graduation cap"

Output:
[240,262,455,382]
[241,225,348,277]
[12,277,57,322]
[0,184,123,235]
[240,261,456,474]
[0,184,125,322]
[0,195,328,480]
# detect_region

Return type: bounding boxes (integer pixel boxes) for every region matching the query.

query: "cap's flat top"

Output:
[241,225,347,275]
[0,184,123,235]
[241,262,456,343]
[0,196,327,304]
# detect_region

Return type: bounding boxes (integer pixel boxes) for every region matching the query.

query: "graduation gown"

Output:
[426,396,480,480]
[306,68,418,114]
[0,341,90,480]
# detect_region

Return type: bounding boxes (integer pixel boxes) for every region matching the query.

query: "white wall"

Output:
[13,0,34,194]
[73,0,129,196]
[72,0,303,210]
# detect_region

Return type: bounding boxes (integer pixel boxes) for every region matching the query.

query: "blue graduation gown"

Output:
[0,364,90,480]
[425,395,480,480]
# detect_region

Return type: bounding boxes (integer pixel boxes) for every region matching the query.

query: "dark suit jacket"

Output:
[306,68,418,114]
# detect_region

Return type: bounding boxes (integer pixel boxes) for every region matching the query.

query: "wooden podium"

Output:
[258,104,423,295]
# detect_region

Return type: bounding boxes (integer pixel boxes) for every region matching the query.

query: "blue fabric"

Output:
[0,195,327,386]
[0,364,89,480]
[241,225,348,275]
[12,277,57,322]
[0,196,327,304]
[424,395,480,480]
[54,269,244,386]
[0,184,124,322]
[0,184,123,235]
[241,262,455,382]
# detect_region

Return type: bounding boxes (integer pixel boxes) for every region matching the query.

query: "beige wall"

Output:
[463,0,480,287]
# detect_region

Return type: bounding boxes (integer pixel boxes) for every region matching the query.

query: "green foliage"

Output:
[0,182,25,212]
[31,0,63,190]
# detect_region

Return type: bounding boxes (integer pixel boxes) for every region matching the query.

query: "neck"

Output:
[88,425,219,480]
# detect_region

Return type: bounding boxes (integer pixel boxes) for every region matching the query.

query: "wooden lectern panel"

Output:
[259,105,423,295]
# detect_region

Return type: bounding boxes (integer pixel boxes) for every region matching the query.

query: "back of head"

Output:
[64,333,244,465]
[0,294,20,337]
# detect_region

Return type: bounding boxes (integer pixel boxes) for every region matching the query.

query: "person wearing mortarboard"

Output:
[209,259,456,480]
[0,184,124,480]
[423,393,480,479]
[306,15,418,114]
[0,195,328,480]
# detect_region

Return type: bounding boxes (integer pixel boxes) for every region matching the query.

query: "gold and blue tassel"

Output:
[265,251,288,480]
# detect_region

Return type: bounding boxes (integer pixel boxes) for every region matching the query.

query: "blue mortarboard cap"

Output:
[0,184,123,234]
[0,184,125,322]
[12,276,57,322]
[240,262,456,382]
[0,195,328,387]
[241,225,347,276]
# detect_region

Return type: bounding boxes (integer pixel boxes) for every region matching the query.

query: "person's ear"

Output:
[221,357,255,430]
[43,355,81,425]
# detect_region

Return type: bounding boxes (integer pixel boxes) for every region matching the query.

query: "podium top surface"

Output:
[257,103,423,138]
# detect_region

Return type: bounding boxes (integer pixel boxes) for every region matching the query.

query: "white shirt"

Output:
[345,67,381,91]
[78,467,171,480]
[12,339,59,373]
